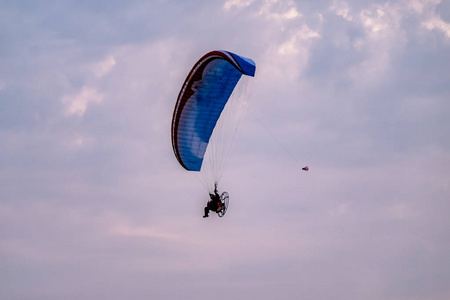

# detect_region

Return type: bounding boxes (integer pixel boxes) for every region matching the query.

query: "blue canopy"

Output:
[171,50,256,171]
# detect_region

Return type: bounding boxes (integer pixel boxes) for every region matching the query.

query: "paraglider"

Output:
[203,188,221,218]
[203,183,229,218]
[171,50,256,218]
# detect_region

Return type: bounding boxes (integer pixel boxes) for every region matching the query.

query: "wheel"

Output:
[217,191,229,218]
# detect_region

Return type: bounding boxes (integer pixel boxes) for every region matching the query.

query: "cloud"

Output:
[422,15,450,37]
[104,214,180,240]
[59,54,118,117]
[2,1,450,299]
[62,86,104,116]
[407,0,442,14]
[224,0,302,20]
[257,0,302,20]
[91,55,116,78]
[278,25,320,55]
[223,0,254,11]
[330,0,353,21]
[109,223,178,239]
[403,0,450,37]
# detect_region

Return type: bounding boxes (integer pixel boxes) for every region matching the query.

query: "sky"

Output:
[1,0,449,299]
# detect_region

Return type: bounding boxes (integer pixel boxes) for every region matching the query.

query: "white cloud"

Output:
[257,0,301,20]
[297,24,321,40]
[339,0,448,87]
[282,7,301,19]
[109,222,179,239]
[328,203,349,217]
[62,86,104,116]
[401,0,450,37]
[68,134,96,149]
[71,136,84,147]
[278,25,320,55]
[359,4,394,33]
[223,0,254,11]
[407,0,442,14]
[101,212,180,240]
[388,202,419,220]
[278,37,299,55]
[408,0,428,14]
[243,1,319,80]
[223,0,301,19]
[326,2,405,86]
[91,54,116,78]
[330,0,353,21]
[422,16,450,37]
[59,55,118,117]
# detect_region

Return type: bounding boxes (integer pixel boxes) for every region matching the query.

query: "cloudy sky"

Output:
[1,0,449,299]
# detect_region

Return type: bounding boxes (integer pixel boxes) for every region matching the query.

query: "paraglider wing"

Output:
[171,50,256,171]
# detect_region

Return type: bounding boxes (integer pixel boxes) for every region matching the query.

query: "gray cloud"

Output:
[1,0,449,299]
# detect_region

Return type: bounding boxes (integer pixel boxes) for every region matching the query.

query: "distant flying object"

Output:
[171,50,256,217]
[302,166,309,171]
